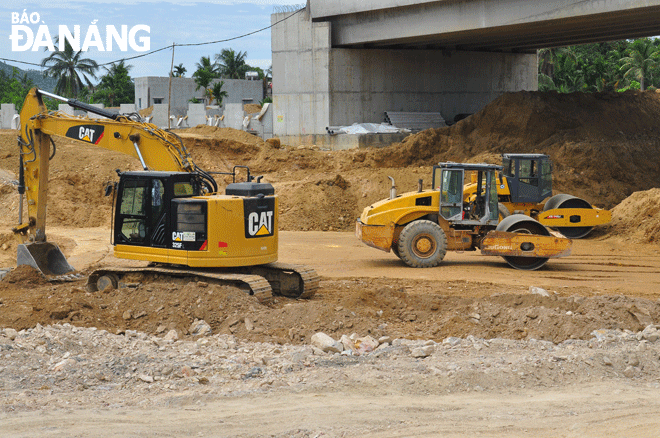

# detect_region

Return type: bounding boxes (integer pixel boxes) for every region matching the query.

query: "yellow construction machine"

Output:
[13,88,317,301]
[464,153,610,238]
[356,162,572,270]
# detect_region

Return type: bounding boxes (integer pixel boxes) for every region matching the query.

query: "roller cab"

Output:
[494,154,611,238]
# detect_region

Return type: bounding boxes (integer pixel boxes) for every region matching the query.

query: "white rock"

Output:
[340,335,356,352]
[53,358,76,372]
[378,336,392,345]
[190,320,212,337]
[642,325,659,342]
[355,336,379,355]
[529,286,550,297]
[4,328,17,340]
[245,318,254,331]
[311,332,343,353]
[443,337,462,347]
[163,330,179,342]
[623,366,635,378]
[139,374,154,383]
[411,346,434,358]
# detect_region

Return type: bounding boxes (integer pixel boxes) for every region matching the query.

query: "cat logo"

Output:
[65,124,105,145]
[244,197,275,239]
[248,211,273,237]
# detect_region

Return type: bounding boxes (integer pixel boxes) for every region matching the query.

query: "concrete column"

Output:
[187,103,206,127]
[224,104,244,130]
[151,104,169,128]
[1,104,17,129]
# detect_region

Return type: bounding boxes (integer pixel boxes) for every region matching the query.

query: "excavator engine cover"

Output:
[226,182,274,197]
[17,242,76,278]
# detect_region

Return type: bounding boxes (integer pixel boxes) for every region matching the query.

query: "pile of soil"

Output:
[604,188,660,243]
[244,103,262,114]
[1,90,659,234]
[1,266,659,344]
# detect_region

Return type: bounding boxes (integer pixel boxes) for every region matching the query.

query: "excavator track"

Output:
[87,266,273,303]
[236,262,319,299]
[86,263,319,302]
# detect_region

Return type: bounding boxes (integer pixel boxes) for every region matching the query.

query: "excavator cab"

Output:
[113,171,203,249]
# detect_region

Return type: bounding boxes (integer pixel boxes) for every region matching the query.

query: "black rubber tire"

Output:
[391,244,401,259]
[543,194,593,239]
[397,220,447,268]
[496,214,550,270]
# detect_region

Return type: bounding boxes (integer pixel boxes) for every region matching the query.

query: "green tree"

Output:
[172,63,187,77]
[92,61,134,107]
[216,48,248,79]
[210,80,228,106]
[620,38,660,91]
[0,67,34,111]
[192,56,220,105]
[40,39,98,98]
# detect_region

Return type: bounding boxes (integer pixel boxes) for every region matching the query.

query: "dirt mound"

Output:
[604,188,660,243]
[367,91,660,209]
[2,90,660,232]
[179,125,265,144]
[244,103,262,114]
[2,265,49,286]
[1,275,659,344]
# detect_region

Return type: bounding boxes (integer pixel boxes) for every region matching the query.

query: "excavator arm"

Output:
[13,88,220,278]
[15,87,214,244]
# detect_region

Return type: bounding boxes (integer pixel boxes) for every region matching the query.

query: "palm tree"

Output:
[211,80,228,106]
[94,61,134,107]
[620,38,660,91]
[192,56,220,105]
[216,49,248,79]
[538,47,575,83]
[40,39,99,98]
[172,63,187,77]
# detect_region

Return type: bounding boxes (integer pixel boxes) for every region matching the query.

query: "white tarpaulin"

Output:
[327,123,408,135]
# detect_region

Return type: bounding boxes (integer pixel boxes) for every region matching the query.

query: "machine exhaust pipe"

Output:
[388,176,396,200]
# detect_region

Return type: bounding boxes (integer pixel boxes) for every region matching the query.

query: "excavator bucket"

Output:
[17,242,76,279]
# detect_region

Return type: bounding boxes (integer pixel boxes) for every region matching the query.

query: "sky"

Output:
[1,0,304,80]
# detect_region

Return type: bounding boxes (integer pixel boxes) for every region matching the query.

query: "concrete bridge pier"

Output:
[271,9,537,147]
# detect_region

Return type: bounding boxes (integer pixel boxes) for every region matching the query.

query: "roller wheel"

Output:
[96,273,119,291]
[543,194,593,239]
[397,220,447,268]
[496,214,549,270]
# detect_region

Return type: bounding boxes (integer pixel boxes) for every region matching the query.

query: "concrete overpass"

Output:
[272,0,660,146]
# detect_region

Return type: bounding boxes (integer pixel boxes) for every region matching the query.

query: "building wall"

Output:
[134,77,264,116]
[271,10,537,138]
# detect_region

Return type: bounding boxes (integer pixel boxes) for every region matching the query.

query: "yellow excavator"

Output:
[463,153,611,238]
[13,88,317,301]
[356,162,572,270]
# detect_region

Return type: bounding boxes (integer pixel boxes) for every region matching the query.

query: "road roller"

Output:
[356,162,572,270]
